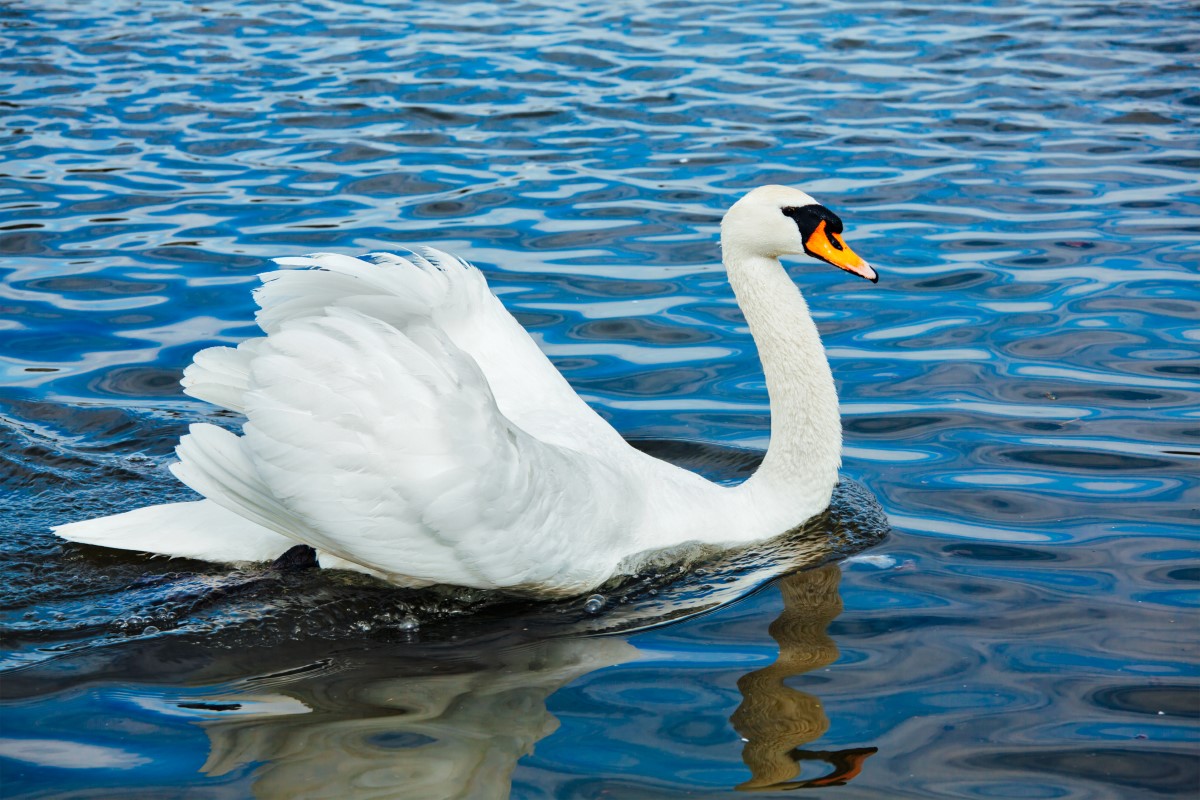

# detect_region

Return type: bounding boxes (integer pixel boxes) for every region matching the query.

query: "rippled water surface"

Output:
[2,0,1198,797]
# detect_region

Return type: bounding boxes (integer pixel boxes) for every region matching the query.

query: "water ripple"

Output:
[3,0,1199,797]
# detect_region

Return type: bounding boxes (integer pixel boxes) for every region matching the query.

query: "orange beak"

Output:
[805,220,878,283]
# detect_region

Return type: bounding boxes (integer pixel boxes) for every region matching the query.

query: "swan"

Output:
[53,185,877,596]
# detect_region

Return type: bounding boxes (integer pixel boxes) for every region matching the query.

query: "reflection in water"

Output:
[191,565,874,798]
[732,564,876,791]
[199,639,639,800]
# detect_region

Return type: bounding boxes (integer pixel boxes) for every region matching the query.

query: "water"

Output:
[2,0,1198,796]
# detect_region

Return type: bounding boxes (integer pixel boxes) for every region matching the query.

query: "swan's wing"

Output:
[182,249,626,457]
[173,306,639,594]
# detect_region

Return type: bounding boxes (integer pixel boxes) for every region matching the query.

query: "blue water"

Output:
[2,0,1198,797]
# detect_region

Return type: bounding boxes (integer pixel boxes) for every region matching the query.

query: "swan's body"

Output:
[53,185,876,596]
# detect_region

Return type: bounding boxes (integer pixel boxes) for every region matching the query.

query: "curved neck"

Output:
[724,249,842,518]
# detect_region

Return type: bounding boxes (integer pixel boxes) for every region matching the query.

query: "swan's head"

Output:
[721,185,877,283]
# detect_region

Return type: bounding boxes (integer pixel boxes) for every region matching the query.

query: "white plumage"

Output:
[54,185,877,596]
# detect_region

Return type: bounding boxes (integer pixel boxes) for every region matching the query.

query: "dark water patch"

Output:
[1090,685,1200,720]
[964,748,1198,796]
[844,414,952,437]
[342,172,453,197]
[574,366,721,398]
[941,543,1062,562]
[0,399,201,458]
[178,701,243,712]
[1000,447,1175,472]
[575,318,718,345]
[369,731,438,749]
[87,366,186,398]
[0,229,60,255]
[1158,566,1200,582]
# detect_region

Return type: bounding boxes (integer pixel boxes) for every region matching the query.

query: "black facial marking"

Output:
[782,204,845,260]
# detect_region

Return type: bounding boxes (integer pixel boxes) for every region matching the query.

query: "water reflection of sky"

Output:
[2,0,1199,796]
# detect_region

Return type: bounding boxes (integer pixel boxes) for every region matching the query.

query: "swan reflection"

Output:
[732,563,876,790]
[194,565,873,797]
[199,638,638,799]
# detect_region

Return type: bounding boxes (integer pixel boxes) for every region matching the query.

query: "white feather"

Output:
[52,500,293,563]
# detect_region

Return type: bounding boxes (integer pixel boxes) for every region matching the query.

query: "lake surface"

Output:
[2,0,1198,797]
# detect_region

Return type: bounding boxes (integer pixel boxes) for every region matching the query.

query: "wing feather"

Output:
[164,249,651,592]
[183,250,625,454]
[209,306,639,592]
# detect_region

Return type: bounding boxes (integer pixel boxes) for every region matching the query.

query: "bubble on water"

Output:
[842,554,897,569]
[142,625,160,635]
[396,616,420,632]
[583,594,606,615]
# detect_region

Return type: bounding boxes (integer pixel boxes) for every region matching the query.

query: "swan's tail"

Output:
[52,499,294,564]
[53,499,402,581]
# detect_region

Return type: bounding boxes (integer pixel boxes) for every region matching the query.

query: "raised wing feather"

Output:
[176,305,640,594]
[183,249,626,458]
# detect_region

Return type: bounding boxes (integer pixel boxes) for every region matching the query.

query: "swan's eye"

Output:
[781,204,843,241]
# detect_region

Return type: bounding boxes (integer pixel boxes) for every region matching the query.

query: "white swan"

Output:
[53,185,877,596]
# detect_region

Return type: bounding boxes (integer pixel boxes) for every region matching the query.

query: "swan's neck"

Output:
[725,250,841,518]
